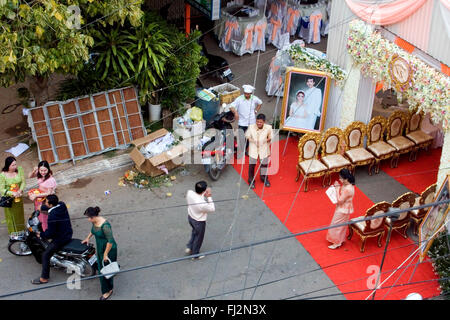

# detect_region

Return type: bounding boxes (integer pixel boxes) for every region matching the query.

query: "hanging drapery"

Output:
[345,0,428,25]
[440,0,450,40]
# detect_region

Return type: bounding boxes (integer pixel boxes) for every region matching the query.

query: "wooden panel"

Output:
[33,121,48,136]
[37,136,52,150]
[99,122,114,135]
[81,113,95,125]
[125,100,139,114]
[96,109,110,122]
[72,143,87,157]
[66,118,81,129]
[87,139,102,153]
[63,102,77,115]
[122,87,136,101]
[78,98,91,112]
[56,146,71,160]
[93,94,107,108]
[128,114,142,128]
[131,127,145,140]
[31,109,45,121]
[50,118,65,132]
[46,104,61,118]
[84,125,99,139]
[102,135,116,148]
[68,128,84,143]
[40,150,55,163]
[53,132,68,146]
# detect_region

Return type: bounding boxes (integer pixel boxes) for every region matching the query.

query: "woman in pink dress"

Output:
[28,161,57,231]
[326,169,355,249]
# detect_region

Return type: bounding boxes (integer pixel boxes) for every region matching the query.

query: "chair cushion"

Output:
[387,136,415,151]
[367,141,396,157]
[321,154,351,169]
[406,130,433,145]
[299,159,327,174]
[411,196,420,216]
[345,148,374,163]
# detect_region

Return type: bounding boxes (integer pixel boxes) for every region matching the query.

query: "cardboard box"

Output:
[172,118,206,139]
[129,129,188,177]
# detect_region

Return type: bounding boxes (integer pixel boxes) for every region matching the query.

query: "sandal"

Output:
[31,278,48,285]
[100,290,113,300]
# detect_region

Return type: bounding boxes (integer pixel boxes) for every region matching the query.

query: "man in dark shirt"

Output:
[31,194,73,284]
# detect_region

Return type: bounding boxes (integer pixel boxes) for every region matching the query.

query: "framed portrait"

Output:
[280,68,331,134]
[418,174,450,262]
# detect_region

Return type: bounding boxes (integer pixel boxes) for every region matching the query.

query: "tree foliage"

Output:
[0,0,143,106]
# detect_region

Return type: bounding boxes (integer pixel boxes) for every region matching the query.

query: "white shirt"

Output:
[186,190,215,222]
[230,95,263,126]
[304,87,322,129]
[245,123,273,159]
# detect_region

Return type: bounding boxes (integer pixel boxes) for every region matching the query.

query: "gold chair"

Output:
[405,110,433,161]
[343,121,376,175]
[366,116,396,173]
[295,133,328,192]
[385,192,416,242]
[319,127,352,185]
[410,184,437,235]
[386,111,416,167]
[348,201,391,253]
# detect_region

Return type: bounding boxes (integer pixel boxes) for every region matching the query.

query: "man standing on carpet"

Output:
[246,113,273,189]
[185,181,215,260]
[230,84,263,158]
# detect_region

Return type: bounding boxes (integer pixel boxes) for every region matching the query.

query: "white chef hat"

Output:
[242,84,255,94]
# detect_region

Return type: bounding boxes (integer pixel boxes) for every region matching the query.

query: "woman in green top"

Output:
[82,206,117,300]
[0,157,26,234]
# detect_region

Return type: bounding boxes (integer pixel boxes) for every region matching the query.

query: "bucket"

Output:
[148,103,161,121]
[195,89,220,122]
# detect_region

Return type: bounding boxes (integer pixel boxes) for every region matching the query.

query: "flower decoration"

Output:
[347,20,450,131]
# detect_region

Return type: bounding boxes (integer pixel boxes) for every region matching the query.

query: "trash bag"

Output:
[190,107,203,122]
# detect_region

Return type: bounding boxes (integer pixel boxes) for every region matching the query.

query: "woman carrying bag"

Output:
[0,157,26,235]
[81,206,118,300]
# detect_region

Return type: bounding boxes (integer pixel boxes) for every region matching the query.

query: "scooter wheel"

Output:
[8,240,32,256]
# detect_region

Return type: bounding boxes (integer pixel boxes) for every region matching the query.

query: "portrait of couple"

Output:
[281,68,330,133]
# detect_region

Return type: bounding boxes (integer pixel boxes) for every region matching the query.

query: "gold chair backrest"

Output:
[321,127,344,157]
[391,192,416,221]
[367,116,387,145]
[344,121,367,149]
[387,111,407,140]
[418,183,437,215]
[364,201,391,232]
[408,110,423,133]
[298,133,321,163]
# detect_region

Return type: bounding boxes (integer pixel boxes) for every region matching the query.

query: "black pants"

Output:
[248,157,269,184]
[187,216,206,255]
[237,126,249,158]
[41,241,66,279]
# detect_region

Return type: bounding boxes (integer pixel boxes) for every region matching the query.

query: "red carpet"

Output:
[233,138,440,300]
[380,148,442,194]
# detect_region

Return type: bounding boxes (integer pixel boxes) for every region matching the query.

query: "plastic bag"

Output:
[190,107,203,122]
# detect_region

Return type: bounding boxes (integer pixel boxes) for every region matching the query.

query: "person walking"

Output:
[185,181,215,260]
[230,84,263,158]
[31,194,72,284]
[0,156,26,235]
[82,206,118,300]
[246,113,273,189]
[326,169,355,249]
[28,160,57,231]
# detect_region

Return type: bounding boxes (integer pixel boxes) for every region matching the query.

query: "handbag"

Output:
[0,191,13,208]
[100,258,120,279]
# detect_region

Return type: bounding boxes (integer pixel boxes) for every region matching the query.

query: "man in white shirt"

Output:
[303,77,323,130]
[186,181,215,260]
[230,84,263,158]
[245,114,273,189]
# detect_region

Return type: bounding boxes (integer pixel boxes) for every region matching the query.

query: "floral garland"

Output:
[288,44,347,86]
[347,19,450,131]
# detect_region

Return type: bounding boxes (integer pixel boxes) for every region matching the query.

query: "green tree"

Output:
[0,0,143,107]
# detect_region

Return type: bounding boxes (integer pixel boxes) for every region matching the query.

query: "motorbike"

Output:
[8,210,97,277]
[199,36,234,83]
[201,110,237,181]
